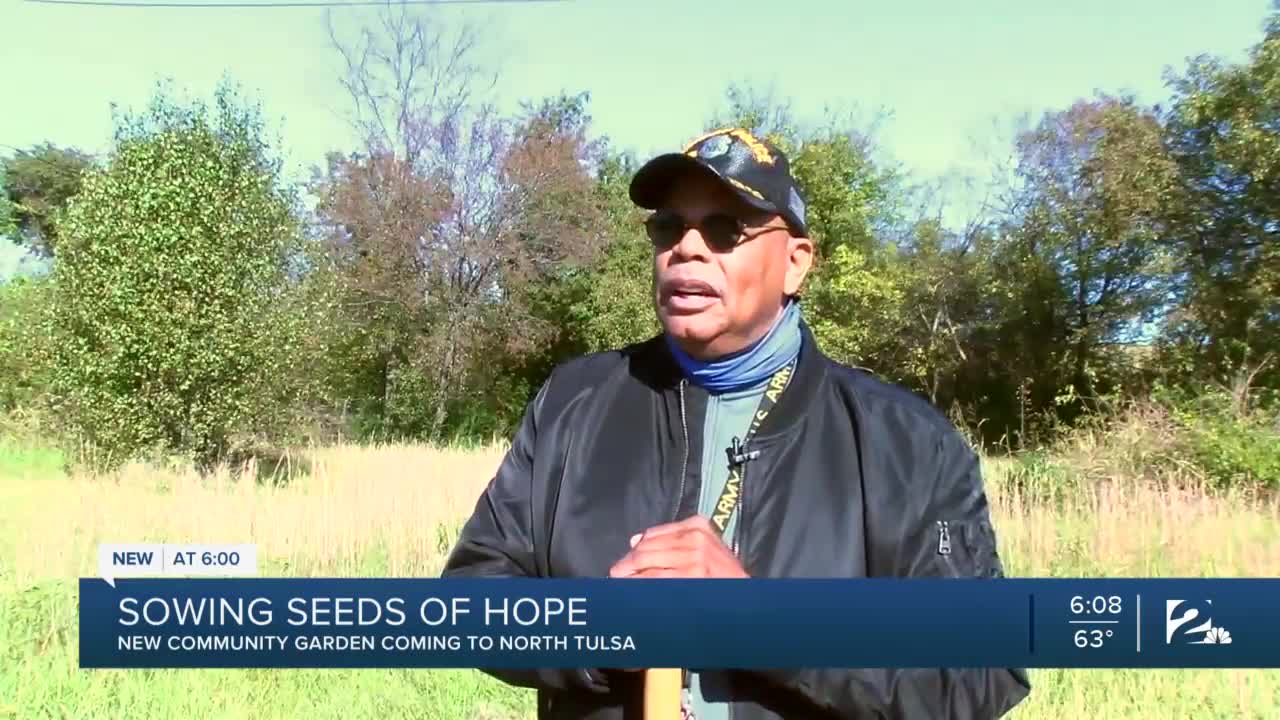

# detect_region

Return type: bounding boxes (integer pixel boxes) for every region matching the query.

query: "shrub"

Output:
[1007,385,1280,494]
[0,277,58,435]
[1164,387,1280,489]
[49,80,308,472]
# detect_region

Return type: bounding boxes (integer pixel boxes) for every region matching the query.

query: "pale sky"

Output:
[0,0,1272,278]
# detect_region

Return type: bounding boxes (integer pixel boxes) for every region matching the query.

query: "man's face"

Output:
[650,172,813,360]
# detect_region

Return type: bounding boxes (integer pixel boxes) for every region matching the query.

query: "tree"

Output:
[707,82,898,260]
[50,79,306,471]
[0,166,16,239]
[0,276,58,421]
[2,143,95,256]
[804,242,909,370]
[563,150,660,354]
[1003,95,1182,419]
[892,218,999,407]
[1160,7,1280,388]
[707,82,802,145]
[706,84,907,373]
[316,3,604,440]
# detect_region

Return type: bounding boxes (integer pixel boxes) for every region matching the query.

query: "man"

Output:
[442,127,1031,719]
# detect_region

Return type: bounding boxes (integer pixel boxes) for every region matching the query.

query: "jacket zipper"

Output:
[673,379,691,700]
[671,379,689,523]
[731,450,745,557]
[728,430,743,720]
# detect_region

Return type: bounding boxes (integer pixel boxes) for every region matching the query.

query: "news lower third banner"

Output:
[79,577,1280,669]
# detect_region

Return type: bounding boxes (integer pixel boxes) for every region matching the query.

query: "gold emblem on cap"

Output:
[682,127,775,165]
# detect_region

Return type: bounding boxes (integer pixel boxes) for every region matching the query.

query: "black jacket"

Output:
[442,322,1031,719]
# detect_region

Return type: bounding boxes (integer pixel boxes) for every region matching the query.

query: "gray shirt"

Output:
[684,378,769,720]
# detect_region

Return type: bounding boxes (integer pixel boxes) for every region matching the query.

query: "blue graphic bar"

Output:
[78,578,1280,668]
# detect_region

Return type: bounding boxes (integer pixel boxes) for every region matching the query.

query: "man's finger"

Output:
[631,516,715,545]
[626,529,702,558]
[622,567,689,578]
[609,546,697,577]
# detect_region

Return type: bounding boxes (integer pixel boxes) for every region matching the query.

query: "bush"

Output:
[1003,448,1086,506]
[1164,387,1280,489]
[49,80,308,472]
[1006,385,1280,493]
[0,277,58,434]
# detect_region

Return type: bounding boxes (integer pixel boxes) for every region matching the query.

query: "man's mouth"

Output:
[660,278,721,311]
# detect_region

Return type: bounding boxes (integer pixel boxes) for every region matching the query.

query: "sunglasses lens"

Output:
[645,212,746,252]
[701,214,742,252]
[645,213,684,248]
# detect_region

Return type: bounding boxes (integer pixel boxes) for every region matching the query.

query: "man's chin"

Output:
[660,314,725,349]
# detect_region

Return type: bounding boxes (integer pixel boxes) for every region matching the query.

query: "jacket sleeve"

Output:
[440,376,612,696]
[744,428,1031,719]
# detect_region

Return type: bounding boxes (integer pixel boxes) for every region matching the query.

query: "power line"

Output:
[25,0,566,7]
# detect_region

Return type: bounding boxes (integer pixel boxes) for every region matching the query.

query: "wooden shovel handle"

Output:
[643,668,683,720]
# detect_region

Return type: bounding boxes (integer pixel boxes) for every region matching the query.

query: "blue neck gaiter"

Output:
[665,299,803,393]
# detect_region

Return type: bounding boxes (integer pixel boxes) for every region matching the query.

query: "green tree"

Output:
[804,243,908,367]
[0,166,16,238]
[0,277,58,424]
[3,143,95,256]
[890,219,1002,408]
[1160,6,1280,388]
[567,150,660,353]
[707,82,899,259]
[50,79,307,471]
[1003,95,1182,422]
[705,83,905,372]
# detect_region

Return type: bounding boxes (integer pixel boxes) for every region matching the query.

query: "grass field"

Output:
[2,435,1279,719]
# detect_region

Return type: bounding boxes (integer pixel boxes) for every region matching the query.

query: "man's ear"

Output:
[783,234,815,296]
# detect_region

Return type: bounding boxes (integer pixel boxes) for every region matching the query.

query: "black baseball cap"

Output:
[629,127,809,237]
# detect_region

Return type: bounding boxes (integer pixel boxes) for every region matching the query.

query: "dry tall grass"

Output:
[8,439,1280,586]
[7,442,506,585]
[984,457,1280,578]
[4,439,1280,719]
[5,435,1274,586]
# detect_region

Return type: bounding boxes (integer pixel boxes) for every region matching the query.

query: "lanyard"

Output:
[707,357,797,538]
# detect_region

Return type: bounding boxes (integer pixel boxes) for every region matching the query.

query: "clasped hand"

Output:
[603,516,748,673]
[608,516,749,579]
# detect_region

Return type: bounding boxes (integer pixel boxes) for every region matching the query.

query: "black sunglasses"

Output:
[643,210,783,253]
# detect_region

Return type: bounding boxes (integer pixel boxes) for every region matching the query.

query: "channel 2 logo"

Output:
[1166,600,1233,645]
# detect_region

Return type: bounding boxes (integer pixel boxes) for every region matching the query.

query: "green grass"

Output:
[0,439,536,720]
[0,594,533,720]
[1,565,535,720]
[0,437,64,480]
[2,438,1279,719]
